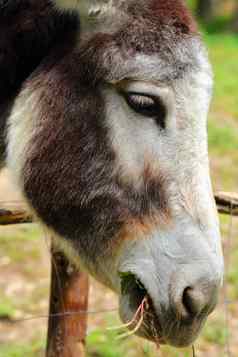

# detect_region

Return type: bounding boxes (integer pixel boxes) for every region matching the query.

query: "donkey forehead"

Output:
[79,10,209,87]
[76,0,203,83]
[82,0,196,34]
[104,38,210,85]
[81,32,212,91]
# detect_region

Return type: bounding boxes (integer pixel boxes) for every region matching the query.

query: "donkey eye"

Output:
[123,92,166,128]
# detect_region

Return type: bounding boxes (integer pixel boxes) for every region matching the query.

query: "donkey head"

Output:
[7,0,224,347]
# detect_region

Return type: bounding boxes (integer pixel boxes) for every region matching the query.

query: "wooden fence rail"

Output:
[0,192,237,226]
[0,191,237,356]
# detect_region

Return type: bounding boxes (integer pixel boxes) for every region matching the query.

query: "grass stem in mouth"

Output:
[107,303,142,331]
[107,295,149,338]
[116,296,148,340]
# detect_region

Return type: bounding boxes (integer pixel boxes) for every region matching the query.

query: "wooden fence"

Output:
[0,192,237,356]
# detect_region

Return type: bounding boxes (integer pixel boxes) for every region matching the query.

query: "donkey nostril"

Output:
[171,267,221,325]
[182,287,205,318]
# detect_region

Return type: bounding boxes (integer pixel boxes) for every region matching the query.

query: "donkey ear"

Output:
[53,0,117,32]
[53,0,79,11]
[53,0,111,13]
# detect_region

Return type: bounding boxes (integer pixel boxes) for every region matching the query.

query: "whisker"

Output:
[141,306,161,349]
[164,318,176,343]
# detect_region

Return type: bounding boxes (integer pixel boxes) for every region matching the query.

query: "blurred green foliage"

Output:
[187,0,238,33]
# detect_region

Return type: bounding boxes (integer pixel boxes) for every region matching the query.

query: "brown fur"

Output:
[0,0,78,162]
[0,0,78,101]
[22,50,170,260]
[2,0,196,259]
[149,0,197,33]
[18,0,197,260]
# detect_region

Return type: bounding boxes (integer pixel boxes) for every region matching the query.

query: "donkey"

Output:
[0,0,224,347]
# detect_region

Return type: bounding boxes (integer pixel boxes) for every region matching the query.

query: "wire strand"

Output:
[192,345,196,357]
[224,205,234,357]
[3,308,119,324]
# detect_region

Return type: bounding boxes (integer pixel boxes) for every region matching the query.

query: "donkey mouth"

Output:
[118,272,205,347]
[118,273,164,345]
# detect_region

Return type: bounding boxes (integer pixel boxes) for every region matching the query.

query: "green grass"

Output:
[0,224,41,263]
[207,34,238,119]
[0,298,15,319]
[204,33,238,191]
[87,329,126,357]
[87,327,164,357]
[202,318,228,346]
[0,340,45,357]
[208,119,238,154]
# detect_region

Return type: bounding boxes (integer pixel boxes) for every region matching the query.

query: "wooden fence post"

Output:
[46,249,89,357]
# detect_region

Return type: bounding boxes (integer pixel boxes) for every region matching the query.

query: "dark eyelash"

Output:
[127,94,156,108]
[122,92,167,129]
